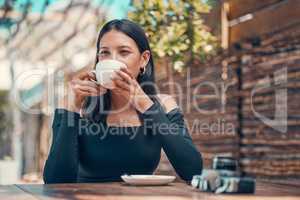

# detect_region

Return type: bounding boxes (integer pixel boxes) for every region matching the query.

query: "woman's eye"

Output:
[100,51,109,55]
[120,50,130,55]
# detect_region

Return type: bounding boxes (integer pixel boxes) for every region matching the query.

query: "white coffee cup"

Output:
[92,59,127,89]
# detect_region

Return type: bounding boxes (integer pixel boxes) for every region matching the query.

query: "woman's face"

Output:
[98,30,150,78]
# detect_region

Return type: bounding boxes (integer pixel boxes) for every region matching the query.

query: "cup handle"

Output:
[89,70,99,85]
[90,70,96,75]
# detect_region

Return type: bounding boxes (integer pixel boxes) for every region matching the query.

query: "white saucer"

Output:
[121,175,176,186]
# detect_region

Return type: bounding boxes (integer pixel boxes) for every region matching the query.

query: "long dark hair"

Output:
[82,19,157,123]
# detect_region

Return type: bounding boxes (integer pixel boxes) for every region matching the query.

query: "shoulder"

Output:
[155,94,179,113]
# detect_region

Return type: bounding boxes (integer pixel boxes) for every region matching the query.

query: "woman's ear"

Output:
[140,50,151,69]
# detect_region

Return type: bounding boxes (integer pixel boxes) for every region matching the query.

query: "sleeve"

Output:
[138,100,203,183]
[43,108,81,184]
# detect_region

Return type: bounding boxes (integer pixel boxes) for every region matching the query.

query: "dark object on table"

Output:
[191,156,256,194]
[213,156,238,171]
[212,156,241,177]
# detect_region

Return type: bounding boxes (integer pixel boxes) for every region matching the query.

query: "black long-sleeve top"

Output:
[43,98,202,184]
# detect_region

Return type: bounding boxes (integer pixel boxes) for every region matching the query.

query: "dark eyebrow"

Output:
[99,45,132,50]
[118,45,132,49]
[100,46,109,49]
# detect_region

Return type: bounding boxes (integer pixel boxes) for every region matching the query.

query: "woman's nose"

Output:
[111,52,118,60]
[111,53,124,63]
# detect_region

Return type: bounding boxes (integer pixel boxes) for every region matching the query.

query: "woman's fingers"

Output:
[120,67,134,79]
[71,70,108,97]
[74,70,97,82]
[115,69,133,84]
[72,84,97,94]
[72,79,99,88]
[78,85,98,94]
[111,69,139,94]
[118,68,139,87]
[74,88,99,96]
[76,71,91,80]
[88,71,97,81]
[71,85,92,96]
[71,82,100,96]
[113,78,130,91]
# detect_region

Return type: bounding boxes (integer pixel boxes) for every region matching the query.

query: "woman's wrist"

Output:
[133,95,154,113]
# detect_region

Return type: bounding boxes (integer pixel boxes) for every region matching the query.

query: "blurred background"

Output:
[0,0,299,185]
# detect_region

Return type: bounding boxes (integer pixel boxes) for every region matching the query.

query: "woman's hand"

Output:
[111,67,154,113]
[64,71,107,113]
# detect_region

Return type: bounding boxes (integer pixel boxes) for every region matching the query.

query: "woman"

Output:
[43,19,202,184]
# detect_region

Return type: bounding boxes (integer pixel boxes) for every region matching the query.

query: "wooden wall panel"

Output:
[239,24,300,178]
[155,57,241,178]
[227,0,282,20]
[229,0,300,47]
[155,16,300,181]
